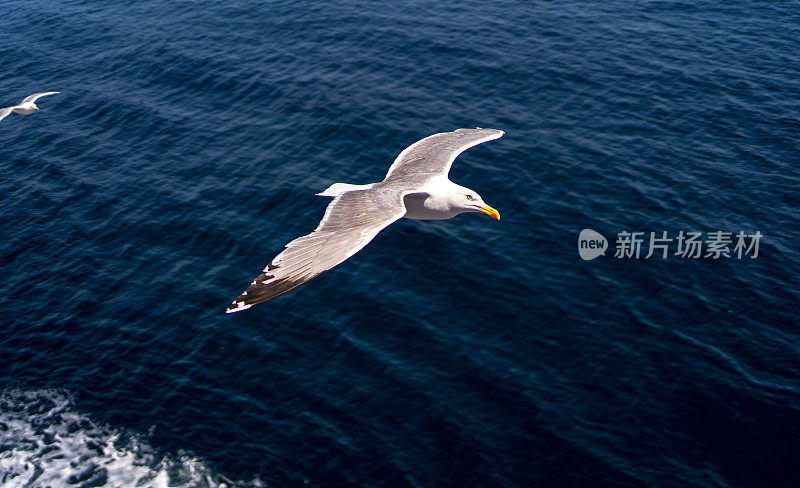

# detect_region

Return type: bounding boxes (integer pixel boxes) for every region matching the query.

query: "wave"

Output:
[0,389,259,488]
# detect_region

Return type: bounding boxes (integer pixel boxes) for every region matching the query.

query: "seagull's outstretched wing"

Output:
[0,107,13,122]
[384,128,504,182]
[21,91,60,104]
[227,187,411,313]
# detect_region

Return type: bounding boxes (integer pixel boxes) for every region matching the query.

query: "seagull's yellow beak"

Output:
[478,204,500,220]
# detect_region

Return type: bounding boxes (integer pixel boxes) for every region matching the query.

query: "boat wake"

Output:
[0,389,257,488]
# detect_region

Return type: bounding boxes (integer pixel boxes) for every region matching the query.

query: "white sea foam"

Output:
[0,389,259,488]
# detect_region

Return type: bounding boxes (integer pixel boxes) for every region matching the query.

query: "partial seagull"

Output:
[227,128,505,313]
[0,92,60,123]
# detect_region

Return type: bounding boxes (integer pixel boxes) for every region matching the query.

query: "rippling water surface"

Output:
[1,1,799,487]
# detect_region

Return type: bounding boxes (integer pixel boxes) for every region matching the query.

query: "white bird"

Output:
[0,92,60,123]
[227,128,504,313]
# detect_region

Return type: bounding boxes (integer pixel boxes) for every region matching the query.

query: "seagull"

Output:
[227,128,504,313]
[0,92,60,123]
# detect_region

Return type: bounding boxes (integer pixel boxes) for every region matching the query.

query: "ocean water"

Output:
[1,0,799,487]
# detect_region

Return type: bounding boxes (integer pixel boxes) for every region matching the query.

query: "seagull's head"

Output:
[455,187,500,220]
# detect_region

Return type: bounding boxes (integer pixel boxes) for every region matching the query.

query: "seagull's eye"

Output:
[466,195,474,201]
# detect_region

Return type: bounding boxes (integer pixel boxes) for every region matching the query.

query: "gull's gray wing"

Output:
[227,187,411,313]
[21,91,60,104]
[0,107,13,122]
[383,128,504,181]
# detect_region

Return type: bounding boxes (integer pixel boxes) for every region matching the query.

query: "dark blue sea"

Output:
[1,1,799,487]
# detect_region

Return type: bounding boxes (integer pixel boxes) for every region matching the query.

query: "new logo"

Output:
[578,229,608,261]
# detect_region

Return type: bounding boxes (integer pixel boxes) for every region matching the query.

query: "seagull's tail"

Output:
[316,182,374,197]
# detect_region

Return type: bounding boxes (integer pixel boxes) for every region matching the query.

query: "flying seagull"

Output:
[227,128,504,313]
[0,92,60,123]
